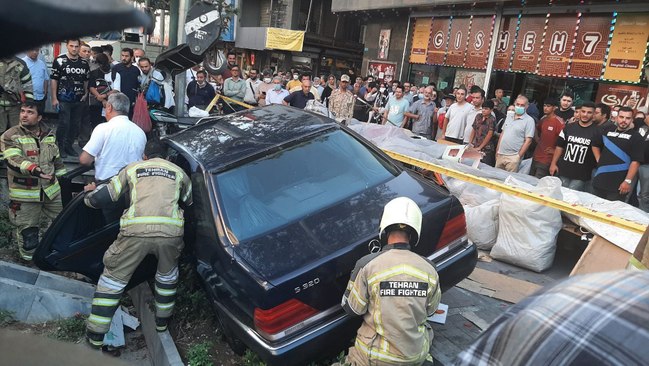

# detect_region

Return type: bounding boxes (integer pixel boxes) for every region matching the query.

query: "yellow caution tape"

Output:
[383,149,647,235]
[205,94,254,113]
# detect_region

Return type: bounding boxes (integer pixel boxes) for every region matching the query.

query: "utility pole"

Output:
[174,0,190,116]
[169,0,179,47]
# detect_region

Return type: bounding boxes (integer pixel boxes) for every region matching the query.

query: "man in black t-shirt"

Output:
[51,38,89,157]
[112,48,140,116]
[555,92,575,123]
[283,80,314,109]
[550,102,600,192]
[592,107,644,201]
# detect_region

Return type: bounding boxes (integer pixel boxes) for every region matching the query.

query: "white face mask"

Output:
[379,87,386,93]
[507,110,515,119]
[263,77,271,83]
[293,74,299,80]
[135,57,140,63]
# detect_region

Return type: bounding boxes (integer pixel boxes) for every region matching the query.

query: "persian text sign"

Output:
[569,14,611,79]
[603,13,649,82]
[410,18,432,64]
[511,16,545,72]
[445,17,471,67]
[538,15,578,77]
[465,16,494,70]
[265,28,304,52]
[595,83,647,109]
[493,16,518,71]
[427,18,450,65]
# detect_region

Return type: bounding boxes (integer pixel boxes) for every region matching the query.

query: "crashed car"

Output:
[34,104,477,365]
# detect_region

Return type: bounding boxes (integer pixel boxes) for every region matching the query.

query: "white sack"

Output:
[491,176,563,272]
[465,199,500,250]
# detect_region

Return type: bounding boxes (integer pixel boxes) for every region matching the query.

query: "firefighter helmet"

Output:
[379,197,422,246]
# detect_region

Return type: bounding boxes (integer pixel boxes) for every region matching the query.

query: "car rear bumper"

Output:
[215,237,477,366]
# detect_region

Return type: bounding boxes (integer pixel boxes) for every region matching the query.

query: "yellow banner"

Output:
[410,18,432,64]
[265,28,305,52]
[603,13,649,82]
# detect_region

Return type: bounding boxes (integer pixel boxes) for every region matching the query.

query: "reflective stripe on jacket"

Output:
[1,123,65,202]
[87,157,192,237]
[0,57,34,106]
[342,243,442,365]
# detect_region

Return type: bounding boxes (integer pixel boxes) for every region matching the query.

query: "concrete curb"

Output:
[129,282,183,366]
[0,260,94,323]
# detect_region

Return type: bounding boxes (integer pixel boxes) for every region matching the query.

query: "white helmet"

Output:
[379,197,422,246]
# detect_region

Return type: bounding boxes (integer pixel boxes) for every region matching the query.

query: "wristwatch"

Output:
[624,179,633,184]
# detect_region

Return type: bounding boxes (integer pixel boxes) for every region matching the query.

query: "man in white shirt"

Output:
[266,76,290,105]
[440,86,473,144]
[79,92,146,181]
[243,68,262,106]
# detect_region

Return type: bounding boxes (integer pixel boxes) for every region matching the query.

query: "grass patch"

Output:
[187,341,214,366]
[174,263,214,325]
[242,349,347,366]
[49,313,86,342]
[0,210,13,249]
[0,310,15,327]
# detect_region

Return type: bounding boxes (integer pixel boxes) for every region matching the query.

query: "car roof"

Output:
[166,104,337,172]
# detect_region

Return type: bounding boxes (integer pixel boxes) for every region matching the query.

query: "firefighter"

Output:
[1,57,34,133]
[1,101,65,261]
[82,139,192,349]
[341,197,441,366]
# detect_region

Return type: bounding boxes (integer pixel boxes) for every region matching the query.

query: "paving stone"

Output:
[0,260,39,284]
[35,271,95,298]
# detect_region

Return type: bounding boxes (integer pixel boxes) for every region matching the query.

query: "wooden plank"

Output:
[465,268,542,303]
[570,235,631,276]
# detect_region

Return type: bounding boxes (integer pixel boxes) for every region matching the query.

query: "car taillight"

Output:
[436,213,466,250]
[254,299,319,336]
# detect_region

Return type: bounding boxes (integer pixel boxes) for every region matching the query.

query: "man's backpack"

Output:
[145,81,162,105]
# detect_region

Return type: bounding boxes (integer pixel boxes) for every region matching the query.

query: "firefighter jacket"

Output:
[1,123,66,202]
[342,243,442,365]
[85,157,192,238]
[0,57,34,106]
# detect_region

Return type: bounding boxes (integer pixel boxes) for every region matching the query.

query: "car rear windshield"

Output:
[215,130,397,242]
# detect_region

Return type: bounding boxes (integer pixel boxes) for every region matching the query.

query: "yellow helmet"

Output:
[379,197,422,246]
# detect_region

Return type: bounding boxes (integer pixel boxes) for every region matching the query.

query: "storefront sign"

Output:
[603,13,649,83]
[569,14,611,79]
[445,17,471,67]
[410,18,432,64]
[465,16,494,70]
[595,83,648,109]
[493,16,518,71]
[511,16,545,73]
[427,18,451,65]
[265,28,304,51]
[453,69,486,90]
[538,14,578,77]
[367,61,398,84]
[378,29,391,60]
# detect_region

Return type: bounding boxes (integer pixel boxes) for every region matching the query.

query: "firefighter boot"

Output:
[19,227,39,261]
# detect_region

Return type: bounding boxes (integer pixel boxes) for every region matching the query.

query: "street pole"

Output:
[399,18,412,82]
[483,6,503,93]
[142,0,149,52]
[174,0,190,116]
[169,0,179,47]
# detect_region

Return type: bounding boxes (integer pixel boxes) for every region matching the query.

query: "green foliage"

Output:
[50,313,87,342]
[0,310,15,327]
[187,341,214,366]
[242,349,266,366]
[0,210,13,249]
[174,263,213,324]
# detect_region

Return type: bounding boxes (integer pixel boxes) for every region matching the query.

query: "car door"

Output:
[33,190,157,288]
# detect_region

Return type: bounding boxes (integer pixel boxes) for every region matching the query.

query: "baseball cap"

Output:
[443,94,455,101]
[340,74,351,82]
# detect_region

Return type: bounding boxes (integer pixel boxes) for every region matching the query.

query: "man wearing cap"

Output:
[328,74,355,120]
[530,98,564,178]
